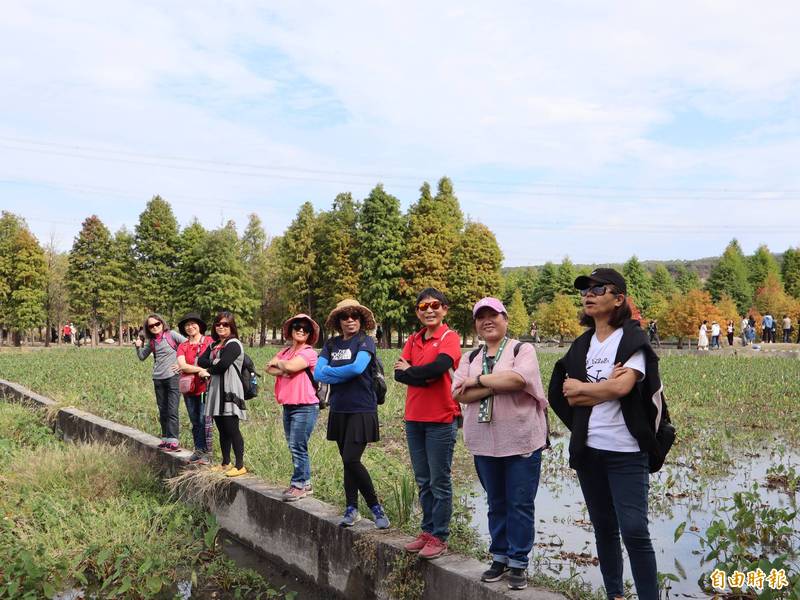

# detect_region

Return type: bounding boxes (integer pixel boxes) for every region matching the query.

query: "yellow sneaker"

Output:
[225,466,247,478]
[210,463,231,473]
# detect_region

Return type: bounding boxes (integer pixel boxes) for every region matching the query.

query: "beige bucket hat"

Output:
[325,299,376,332]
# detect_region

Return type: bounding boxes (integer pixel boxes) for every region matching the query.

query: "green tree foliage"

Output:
[623,256,652,313]
[44,239,70,346]
[134,196,180,317]
[68,215,112,345]
[747,244,781,291]
[261,237,287,341]
[239,214,271,338]
[555,258,577,297]
[674,263,701,294]
[100,228,139,344]
[7,226,47,341]
[186,222,256,320]
[506,288,529,338]
[278,202,318,316]
[447,221,503,335]
[534,293,583,344]
[400,179,464,304]
[531,262,558,305]
[174,219,208,317]
[650,264,676,298]
[315,193,360,320]
[516,268,539,314]
[358,184,405,341]
[705,239,752,314]
[753,272,798,319]
[0,212,24,342]
[781,247,800,299]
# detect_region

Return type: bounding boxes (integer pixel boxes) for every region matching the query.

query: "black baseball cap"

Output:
[574,268,627,294]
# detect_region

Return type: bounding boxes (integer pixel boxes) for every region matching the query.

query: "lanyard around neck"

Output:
[482,337,508,375]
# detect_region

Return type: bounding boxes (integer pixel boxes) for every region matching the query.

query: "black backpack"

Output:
[234,352,260,400]
[305,367,329,409]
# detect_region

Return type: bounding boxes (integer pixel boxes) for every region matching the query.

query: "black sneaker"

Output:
[480,561,509,582]
[507,568,528,590]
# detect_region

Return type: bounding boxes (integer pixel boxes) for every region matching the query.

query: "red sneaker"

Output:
[419,536,447,560]
[404,532,433,553]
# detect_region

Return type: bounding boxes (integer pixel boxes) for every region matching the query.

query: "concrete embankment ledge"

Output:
[1,378,564,600]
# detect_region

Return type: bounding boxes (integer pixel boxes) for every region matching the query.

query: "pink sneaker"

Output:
[419,536,447,560]
[282,486,309,502]
[404,532,433,553]
[164,442,180,452]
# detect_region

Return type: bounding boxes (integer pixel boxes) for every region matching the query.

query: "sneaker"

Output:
[404,532,433,553]
[507,568,528,590]
[194,453,211,466]
[339,506,361,527]
[188,451,203,463]
[304,484,313,496]
[164,442,180,452]
[157,441,169,449]
[210,463,231,473]
[480,561,509,582]
[370,504,390,529]
[283,486,309,502]
[419,536,447,560]
[225,466,248,478]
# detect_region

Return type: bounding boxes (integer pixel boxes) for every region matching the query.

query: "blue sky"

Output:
[2,1,800,266]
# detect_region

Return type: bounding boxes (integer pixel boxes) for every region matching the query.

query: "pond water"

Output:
[467,438,799,597]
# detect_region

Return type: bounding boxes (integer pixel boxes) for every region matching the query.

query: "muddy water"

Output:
[467,439,799,597]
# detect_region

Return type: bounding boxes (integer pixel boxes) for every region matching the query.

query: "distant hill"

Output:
[504,253,786,281]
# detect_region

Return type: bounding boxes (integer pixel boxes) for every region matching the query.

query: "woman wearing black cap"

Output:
[548,268,664,600]
[176,313,213,465]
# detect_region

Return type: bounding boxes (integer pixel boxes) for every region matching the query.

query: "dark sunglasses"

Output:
[291,323,310,333]
[215,321,231,328]
[579,285,617,297]
[147,322,162,329]
[339,311,360,321]
[417,300,442,311]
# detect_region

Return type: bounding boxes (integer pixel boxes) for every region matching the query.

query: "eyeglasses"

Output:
[215,322,231,328]
[417,300,442,311]
[339,311,360,321]
[291,323,310,333]
[579,285,616,297]
[147,322,162,329]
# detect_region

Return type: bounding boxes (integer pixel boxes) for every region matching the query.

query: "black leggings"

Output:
[214,415,244,469]
[337,440,378,508]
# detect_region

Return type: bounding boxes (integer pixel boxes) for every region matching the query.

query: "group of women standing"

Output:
[136,267,665,599]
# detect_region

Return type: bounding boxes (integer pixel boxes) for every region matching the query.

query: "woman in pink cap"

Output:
[452,297,549,591]
[266,314,321,502]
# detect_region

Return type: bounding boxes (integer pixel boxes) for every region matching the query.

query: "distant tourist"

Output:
[135,313,186,452]
[176,313,213,465]
[782,314,792,343]
[394,288,462,560]
[647,319,660,348]
[710,321,720,349]
[314,299,389,529]
[197,311,248,477]
[740,316,749,346]
[452,297,548,591]
[726,320,735,346]
[62,323,71,344]
[530,321,540,343]
[698,320,709,351]
[549,268,660,600]
[762,313,774,343]
[266,313,321,501]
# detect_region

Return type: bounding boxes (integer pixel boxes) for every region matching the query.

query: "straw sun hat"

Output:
[325,299,376,332]
[281,313,320,345]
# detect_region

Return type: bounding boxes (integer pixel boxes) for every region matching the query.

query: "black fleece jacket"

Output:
[548,319,667,473]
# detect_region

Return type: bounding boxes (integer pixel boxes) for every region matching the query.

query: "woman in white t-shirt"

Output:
[548,268,658,600]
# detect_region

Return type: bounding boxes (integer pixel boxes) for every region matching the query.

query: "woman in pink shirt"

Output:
[266,314,320,502]
[452,297,548,591]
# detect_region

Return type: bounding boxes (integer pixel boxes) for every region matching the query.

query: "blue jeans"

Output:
[153,375,180,443]
[576,448,657,600]
[283,404,319,488]
[183,394,207,452]
[474,450,542,569]
[405,420,458,541]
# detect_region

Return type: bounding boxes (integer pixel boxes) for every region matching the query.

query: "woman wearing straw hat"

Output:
[266,313,321,502]
[314,299,390,529]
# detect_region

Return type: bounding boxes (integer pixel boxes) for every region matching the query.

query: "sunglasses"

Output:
[339,311,360,321]
[215,321,231,328]
[579,285,617,297]
[147,322,162,329]
[291,323,310,333]
[417,300,443,311]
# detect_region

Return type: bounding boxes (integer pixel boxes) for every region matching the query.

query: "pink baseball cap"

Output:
[472,297,507,318]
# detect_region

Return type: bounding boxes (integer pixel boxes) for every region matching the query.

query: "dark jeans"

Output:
[474,450,542,569]
[153,375,180,443]
[214,415,244,469]
[576,448,657,600]
[405,420,458,541]
[337,440,378,508]
[710,335,720,348]
[784,329,792,343]
[183,394,208,452]
[283,404,319,488]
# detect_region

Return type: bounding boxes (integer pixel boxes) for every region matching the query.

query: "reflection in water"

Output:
[468,439,799,597]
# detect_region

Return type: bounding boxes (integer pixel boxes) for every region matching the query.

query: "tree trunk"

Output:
[91,311,99,347]
[118,302,124,347]
[259,312,267,347]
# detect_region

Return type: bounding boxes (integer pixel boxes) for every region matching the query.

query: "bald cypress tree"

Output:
[278,202,318,316]
[532,262,558,306]
[315,193,361,321]
[782,247,800,299]
[748,244,781,291]
[134,196,180,317]
[7,226,47,344]
[100,228,138,344]
[705,239,752,314]
[623,256,653,313]
[68,215,112,345]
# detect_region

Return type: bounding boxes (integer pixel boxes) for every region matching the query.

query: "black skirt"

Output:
[327,411,380,444]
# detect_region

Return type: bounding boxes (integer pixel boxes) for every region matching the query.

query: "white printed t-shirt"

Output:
[585,328,645,452]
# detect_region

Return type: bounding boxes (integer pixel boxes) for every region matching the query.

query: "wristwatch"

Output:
[476,374,484,387]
